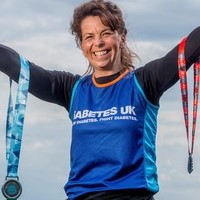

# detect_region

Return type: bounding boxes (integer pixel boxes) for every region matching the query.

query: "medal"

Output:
[1,55,30,199]
[178,37,200,173]
[2,178,22,199]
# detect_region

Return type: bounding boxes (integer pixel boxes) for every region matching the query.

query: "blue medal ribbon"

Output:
[2,55,30,200]
[2,55,30,199]
[6,55,30,178]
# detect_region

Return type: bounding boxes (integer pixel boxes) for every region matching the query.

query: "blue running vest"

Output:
[65,70,159,200]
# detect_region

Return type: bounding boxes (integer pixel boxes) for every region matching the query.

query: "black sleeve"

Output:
[135,26,200,105]
[0,44,81,111]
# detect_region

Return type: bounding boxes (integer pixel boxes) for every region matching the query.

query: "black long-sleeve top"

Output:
[0,26,200,110]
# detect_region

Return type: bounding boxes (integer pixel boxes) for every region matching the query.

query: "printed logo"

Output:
[72,105,137,125]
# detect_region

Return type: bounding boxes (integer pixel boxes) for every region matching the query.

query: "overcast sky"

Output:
[0,0,200,200]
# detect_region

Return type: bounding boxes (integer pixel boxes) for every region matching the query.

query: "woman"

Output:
[0,0,200,199]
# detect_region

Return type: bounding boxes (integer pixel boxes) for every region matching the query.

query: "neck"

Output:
[93,67,123,78]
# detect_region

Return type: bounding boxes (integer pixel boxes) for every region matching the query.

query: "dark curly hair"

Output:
[70,0,138,72]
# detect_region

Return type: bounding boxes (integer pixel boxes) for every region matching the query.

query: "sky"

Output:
[0,0,200,199]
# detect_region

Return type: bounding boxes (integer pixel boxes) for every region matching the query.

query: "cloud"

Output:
[116,0,200,41]
[0,0,200,200]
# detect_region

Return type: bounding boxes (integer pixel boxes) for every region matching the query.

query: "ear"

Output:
[120,33,126,48]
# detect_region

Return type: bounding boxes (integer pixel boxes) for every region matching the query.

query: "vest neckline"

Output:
[92,69,130,88]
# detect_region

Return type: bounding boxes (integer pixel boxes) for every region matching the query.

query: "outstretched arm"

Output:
[136,26,200,105]
[0,44,80,110]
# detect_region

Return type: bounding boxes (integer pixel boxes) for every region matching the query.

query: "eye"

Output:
[86,36,92,39]
[83,35,93,41]
[103,31,113,36]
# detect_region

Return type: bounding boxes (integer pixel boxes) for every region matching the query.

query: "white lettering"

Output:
[73,107,118,119]
[99,116,114,121]
[74,111,82,119]
[110,107,118,115]
[120,106,136,115]
[114,115,137,121]
[82,110,89,118]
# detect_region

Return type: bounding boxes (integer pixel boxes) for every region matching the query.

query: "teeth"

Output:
[94,51,108,56]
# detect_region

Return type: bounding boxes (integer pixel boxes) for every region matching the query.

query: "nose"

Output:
[94,36,105,47]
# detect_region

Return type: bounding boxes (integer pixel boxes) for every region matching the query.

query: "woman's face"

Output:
[80,16,125,77]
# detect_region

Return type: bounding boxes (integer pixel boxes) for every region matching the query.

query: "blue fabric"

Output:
[6,55,30,177]
[134,75,159,192]
[66,71,159,200]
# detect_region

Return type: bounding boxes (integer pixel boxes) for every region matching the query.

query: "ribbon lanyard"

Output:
[1,55,30,200]
[178,37,200,174]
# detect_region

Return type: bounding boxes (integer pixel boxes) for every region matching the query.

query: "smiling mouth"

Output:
[94,50,110,57]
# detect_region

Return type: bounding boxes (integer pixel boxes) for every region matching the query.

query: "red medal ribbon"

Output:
[178,37,200,173]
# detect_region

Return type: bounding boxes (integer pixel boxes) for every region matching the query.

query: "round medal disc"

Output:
[2,179,22,199]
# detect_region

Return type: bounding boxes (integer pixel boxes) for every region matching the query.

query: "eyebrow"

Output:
[82,28,113,38]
